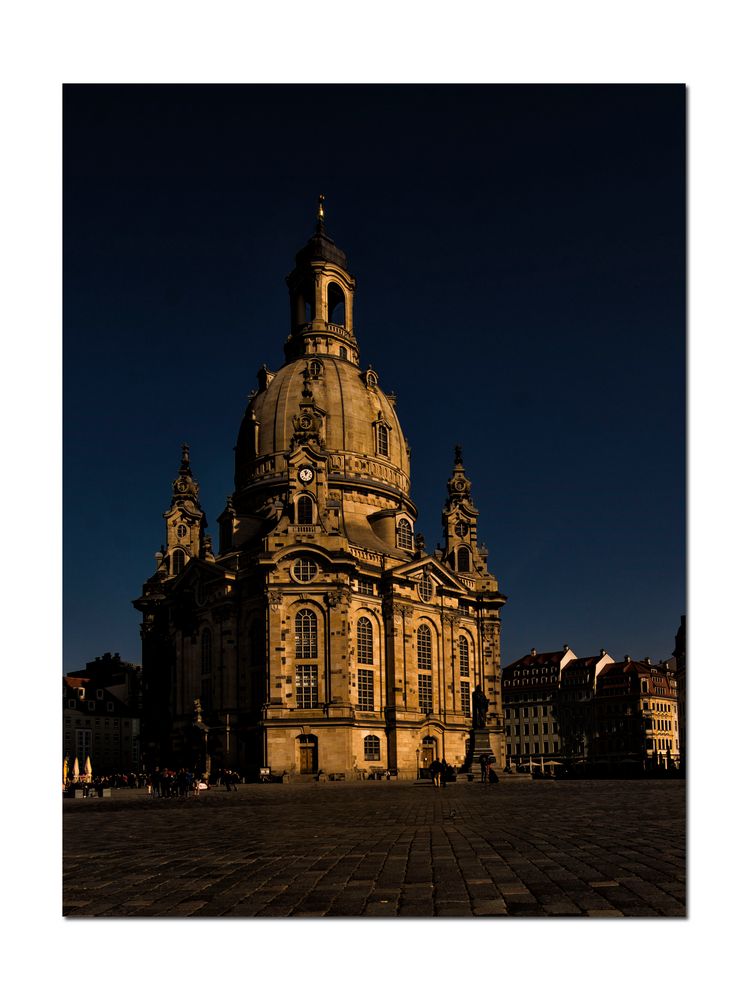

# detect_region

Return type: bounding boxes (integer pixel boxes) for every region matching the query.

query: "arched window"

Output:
[397,518,413,550]
[200,628,213,710]
[295,610,319,708]
[377,423,389,456]
[172,549,185,575]
[417,574,433,602]
[459,635,470,677]
[417,625,432,670]
[457,547,471,572]
[339,346,348,360]
[364,735,380,761]
[357,617,374,664]
[327,281,346,325]
[295,609,317,659]
[297,495,314,525]
[201,629,212,674]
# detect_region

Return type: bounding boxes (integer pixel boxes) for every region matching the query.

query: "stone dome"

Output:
[235,355,411,500]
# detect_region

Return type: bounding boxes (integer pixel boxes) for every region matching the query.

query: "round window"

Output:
[177,525,187,538]
[309,360,323,377]
[292,559,318,583]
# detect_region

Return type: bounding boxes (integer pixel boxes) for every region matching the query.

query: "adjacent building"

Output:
[556,650,614,761]
[501,647,576,764]
[63,654,142,775]
[134,209,508,780]
[673,615,686,771]
[593,656,679,769]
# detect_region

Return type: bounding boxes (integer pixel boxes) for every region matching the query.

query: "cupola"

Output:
[284,196,359,365]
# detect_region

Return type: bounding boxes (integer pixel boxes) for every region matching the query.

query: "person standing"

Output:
[430,758,440,787]
[479,754,488,783]
[440,758,450,787]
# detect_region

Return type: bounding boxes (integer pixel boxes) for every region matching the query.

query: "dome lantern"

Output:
[285,197,359,365]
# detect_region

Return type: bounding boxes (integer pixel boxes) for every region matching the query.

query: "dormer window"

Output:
[396,518,413,550]
[377,423,389,456]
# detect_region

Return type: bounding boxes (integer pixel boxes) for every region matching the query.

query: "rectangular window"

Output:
[296,664,318,709]
[418,673,433,713]
[358,579,375,595]
[543,741,549,754]
[75,728,91,763]
[524,723,529,736]
[460,681,471,716]
[358,669,374,711]
[543,722,548,735]
[533,742,540,754]
[532,723,539,735]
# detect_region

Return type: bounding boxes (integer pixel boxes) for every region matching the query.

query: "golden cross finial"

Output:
[318,193,325,222]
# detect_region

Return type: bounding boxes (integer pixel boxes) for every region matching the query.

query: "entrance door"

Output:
[420,737,437,777]
[298,737,317,774]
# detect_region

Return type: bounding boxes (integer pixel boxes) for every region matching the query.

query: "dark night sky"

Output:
[63,84,685,672]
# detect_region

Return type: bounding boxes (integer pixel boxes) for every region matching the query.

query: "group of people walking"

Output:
[428,758,454,787]
[428,754,496,786]
[147,768,204,798]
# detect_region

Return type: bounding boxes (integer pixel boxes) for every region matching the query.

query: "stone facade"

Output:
[135,211,507,780]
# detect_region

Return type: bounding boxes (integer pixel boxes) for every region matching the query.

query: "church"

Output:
[134,204,508,781]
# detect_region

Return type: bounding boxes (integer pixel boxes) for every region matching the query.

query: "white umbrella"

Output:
[84,756,93,781]
[73,757,80,779]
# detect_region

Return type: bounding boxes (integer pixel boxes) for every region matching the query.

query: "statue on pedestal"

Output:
[472,684,489,729]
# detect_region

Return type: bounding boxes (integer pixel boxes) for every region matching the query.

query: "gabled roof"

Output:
[387,554,470,594]
[504,649,571,671]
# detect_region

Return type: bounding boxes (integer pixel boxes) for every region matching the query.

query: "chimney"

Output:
[624,655,631,663]
[600,649,606,657]
[531,648,537,656]
[645,657,651,665]
[563,644,569,652]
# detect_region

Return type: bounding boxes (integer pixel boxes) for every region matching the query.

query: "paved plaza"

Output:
[63,779,686,918]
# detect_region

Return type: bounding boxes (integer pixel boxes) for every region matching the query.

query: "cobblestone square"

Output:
[63,779,685,918]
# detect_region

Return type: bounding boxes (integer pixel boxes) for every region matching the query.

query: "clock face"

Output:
[454,480,465,492]
[177,481,188,492]
[298,467,314,484]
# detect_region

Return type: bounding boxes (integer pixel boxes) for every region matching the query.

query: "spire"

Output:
[171,443,200,503]
[447,445,471,502]
[317,193,326,230]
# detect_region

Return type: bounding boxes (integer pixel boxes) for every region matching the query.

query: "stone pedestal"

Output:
[468,728,495,779]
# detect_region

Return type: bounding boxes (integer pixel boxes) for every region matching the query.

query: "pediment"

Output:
[387,555,469,594]
[171,557,231,593]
